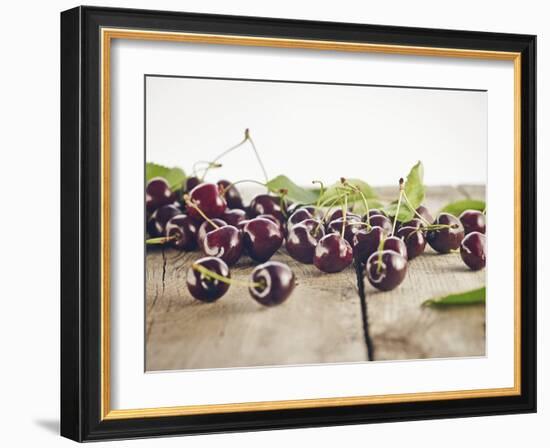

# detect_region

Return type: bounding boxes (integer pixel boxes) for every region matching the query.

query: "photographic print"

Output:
[145,75,487,371]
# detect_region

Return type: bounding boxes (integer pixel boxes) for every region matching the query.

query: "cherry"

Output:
[147,203,181,237]
[197,218,227,249]
[165,214,198,250]
[146,177,175,214]
[416,205,433,224]
[203,225,243,266]
[186,257,230,302]
[381,236,408,259]
[248,194,287,223]
[256,214,286,235]
[327,217,363,246]
[368,214,393,235]
[221,208,247,227]
[186,183,227,222]
[327,208,356,223]
[249,261,296,306]
[364,208,387,219]
[459,209,486,235]
[395,226,426,259]
[399,217,423,230]
[460,231,486,270]
[242,217,284,262]
[426,213,465,253]
[366,250,408,291]
[287,208,314,229]
[286,218,325,264]
[353,226,385,263]
[313,233,353,273]
[185,176,201,193]
[218,179,245,210]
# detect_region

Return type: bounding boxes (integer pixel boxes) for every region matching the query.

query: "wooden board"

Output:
[146,185,486,370]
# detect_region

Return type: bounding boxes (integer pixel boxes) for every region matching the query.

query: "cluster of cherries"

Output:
[146,176,297,306]
[146,172,486,302]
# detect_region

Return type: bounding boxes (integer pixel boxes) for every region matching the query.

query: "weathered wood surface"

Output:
[146,185,486,371]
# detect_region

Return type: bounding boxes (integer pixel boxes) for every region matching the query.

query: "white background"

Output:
[146,76,487,186]
[0,0,546,447]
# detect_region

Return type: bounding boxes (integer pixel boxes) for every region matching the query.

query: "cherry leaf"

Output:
[422,287,486,307]
[266,175,319,204]
[439,199,486,217]
[146,163,186,191]
[384,161,425,222]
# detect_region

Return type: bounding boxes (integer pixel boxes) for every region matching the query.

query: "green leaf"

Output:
[422,287,486,307]
[146,163,186,190]
[266,175,319,204]
[318,179,378,208]
[439,199,486,217]
[384,161,425,222]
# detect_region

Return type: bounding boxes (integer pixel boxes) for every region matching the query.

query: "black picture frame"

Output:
[61,5,536,442]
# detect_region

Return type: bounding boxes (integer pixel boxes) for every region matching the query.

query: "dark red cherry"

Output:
[186,257,230,302]
[416,205,433,224]
[381,236,408,259]
[203,225,243,266]
[460,231,486,270]
[249,194,288,223]
[286,219,325,264]
[242,217,284,262]
[146,177,175,213]
[367,214,393,235]
[147,203,181,237]
[185,176,201,193]
[256,214,286,235]
[313,233,353,273]
[326,208,356,223]
[459,209,486,235]
[399,217,423,230]
[197,219,227,248]
[287,208,314,229]
[221,208,247,227]
[426,213,465,253]
[165,214,198,250]
[353,226,385,263]
[395,226,426,259]
[187,182,227,222]
[217,179,245,210]
[364,208,387,219]
[249,261,296,306]
[366,250,408,291]
[327,217,363,246]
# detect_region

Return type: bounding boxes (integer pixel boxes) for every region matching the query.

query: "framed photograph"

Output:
[61,6,536,441]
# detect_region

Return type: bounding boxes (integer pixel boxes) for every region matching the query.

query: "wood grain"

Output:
[146,185,486,370]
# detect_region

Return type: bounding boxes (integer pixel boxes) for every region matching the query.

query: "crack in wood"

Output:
[354,261,375,361]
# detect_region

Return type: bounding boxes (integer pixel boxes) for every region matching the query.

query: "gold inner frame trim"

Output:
[100,27,522,421]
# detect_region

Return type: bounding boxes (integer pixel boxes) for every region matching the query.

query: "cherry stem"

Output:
[245,129,270,185]
[192,263,264,289]
[279,189,289,219]
[183,194,220,229]
[376,234,386,273]
[201,132,248,180]
[146,235,176,245]
[402,190,431,226]
[391,178,405,235]
[192,161,223,177]
[344,182,371,228]
[341,194,348,238]
[312,180,325,208]
[421,223,459,231]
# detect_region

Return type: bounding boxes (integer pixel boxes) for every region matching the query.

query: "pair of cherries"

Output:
[186,257,296,306]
